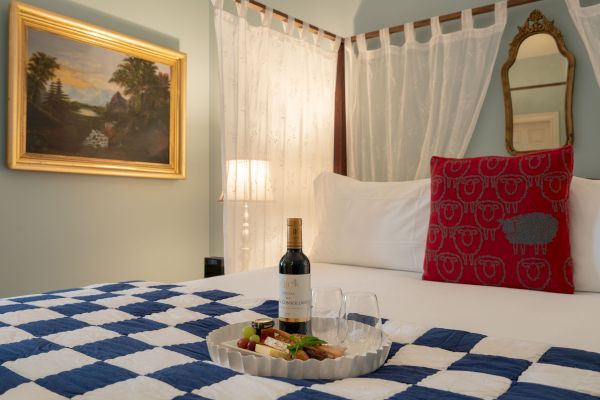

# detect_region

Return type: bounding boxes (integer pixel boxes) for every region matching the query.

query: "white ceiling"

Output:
[260,0,362,37]
[260,0,497,38]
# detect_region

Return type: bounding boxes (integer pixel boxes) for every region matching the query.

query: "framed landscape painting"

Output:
[7,2,186,179]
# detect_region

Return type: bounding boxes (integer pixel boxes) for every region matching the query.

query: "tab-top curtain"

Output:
[566,0,600,87]
[212,0,339,273]
[345,2,507,182]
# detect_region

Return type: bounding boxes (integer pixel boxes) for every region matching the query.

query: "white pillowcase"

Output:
[569,177,600,292]
[310,172,430,272]
[311,173,600,293]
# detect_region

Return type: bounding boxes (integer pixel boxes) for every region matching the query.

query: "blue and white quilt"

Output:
[0,281,599,399]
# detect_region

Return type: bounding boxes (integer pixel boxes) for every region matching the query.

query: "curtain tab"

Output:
[211,0,224,10]
[301,21,310,40]
[565,0,577,9]
[285,17,296,35]
[565,0,582,13]
[431,16,442,36]
[261,7,273,27]
[356,33,367,52]
[565,0,589,18]
[316,28,324,45]
[404,22,416,43]
[461,9,474,30]
[379,28,391,47]
[494,1,508,26]
[333,36,342,52]
[344,37,352,53]
[236,0,248,18]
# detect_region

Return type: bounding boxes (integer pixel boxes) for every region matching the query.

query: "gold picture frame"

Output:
[7,2,186,179]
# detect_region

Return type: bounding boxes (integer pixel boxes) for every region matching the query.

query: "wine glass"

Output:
[311,287,343,344]
[340,291,383,354]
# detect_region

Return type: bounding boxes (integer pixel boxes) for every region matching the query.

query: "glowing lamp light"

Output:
[225,159,273,202]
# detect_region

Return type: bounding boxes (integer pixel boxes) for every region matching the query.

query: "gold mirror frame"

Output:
[501,9,575,155]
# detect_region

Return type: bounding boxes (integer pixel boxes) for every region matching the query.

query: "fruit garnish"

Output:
[249,334,260,344]
[242,326,256,339]
[287,335,327,359]
[237,338,249,349]
[247,341,256,351]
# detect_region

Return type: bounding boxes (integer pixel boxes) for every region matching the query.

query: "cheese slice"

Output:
[264,337,290,353]
[255,344,291,360]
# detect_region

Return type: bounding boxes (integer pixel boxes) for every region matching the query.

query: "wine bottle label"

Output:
[278,274,311,321]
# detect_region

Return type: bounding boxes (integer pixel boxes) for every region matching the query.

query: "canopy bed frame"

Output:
[236,0,546,176]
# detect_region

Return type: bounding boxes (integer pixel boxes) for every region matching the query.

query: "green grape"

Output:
[241,326,256,339]
[249,334,260,344]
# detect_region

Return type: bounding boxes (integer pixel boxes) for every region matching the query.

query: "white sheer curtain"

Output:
[345,2,507,181]
[566,0,600,87]
[213,0,339,273]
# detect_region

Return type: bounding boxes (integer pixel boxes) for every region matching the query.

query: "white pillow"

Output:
[570,177,600,292]
[311,173,600,291]
[311,172,430,272]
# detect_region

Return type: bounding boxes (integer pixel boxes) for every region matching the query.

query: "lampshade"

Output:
[225,159,273,202]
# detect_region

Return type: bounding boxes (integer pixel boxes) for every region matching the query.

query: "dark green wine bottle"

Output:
[278,218,311,334]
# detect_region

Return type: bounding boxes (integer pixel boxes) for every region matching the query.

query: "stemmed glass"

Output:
[340,291,383,355]
[311,287,343,344]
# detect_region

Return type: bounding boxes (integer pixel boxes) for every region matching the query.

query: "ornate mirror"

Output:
[502,10,575,155]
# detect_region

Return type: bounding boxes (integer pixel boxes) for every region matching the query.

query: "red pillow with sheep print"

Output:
[422,146,574,294]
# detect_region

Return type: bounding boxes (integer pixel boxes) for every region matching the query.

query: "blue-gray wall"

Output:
[352,0,600,178]
[0,0,211,297]
[258,0,600,178]
[466,0,599,177]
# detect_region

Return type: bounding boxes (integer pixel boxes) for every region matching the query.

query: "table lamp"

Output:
[224,159,273,269]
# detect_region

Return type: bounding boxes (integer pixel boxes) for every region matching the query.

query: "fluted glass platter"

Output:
[206,321,391,380]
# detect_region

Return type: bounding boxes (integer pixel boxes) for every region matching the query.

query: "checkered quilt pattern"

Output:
[0,281,599,400]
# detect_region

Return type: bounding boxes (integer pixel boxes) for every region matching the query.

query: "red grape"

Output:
[247,341,256,351]
[237,338,249,349]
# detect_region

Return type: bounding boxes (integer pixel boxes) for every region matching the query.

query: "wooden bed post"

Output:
[333,41,347,176]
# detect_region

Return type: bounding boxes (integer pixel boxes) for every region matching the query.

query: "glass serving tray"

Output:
[206,320,391,380]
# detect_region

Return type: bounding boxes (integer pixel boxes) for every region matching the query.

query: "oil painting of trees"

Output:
[25,27,171,164]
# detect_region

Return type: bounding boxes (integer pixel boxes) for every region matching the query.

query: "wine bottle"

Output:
[279,218,311,334]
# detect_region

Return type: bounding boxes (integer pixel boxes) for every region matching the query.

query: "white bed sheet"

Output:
[183,263,600,353]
